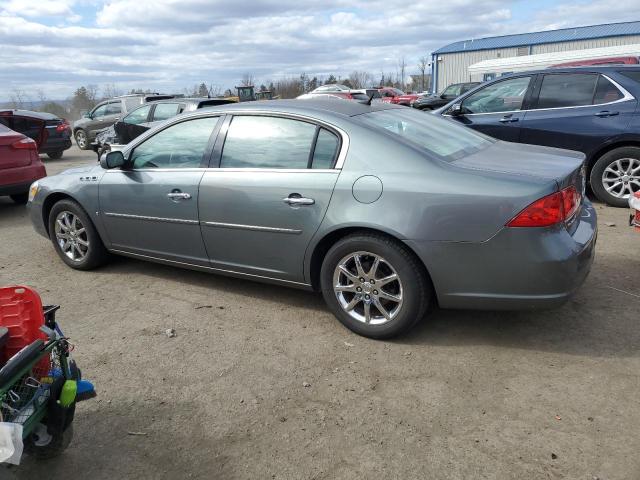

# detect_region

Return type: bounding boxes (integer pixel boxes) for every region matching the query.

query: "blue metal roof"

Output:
[434,21,640,54]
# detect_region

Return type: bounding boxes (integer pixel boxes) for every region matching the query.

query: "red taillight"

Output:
[11,137,37,150]
[507,186,580,228]
[56,119,70,132]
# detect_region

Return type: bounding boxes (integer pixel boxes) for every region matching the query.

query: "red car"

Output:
[552,56,639,67]
[378,87,406,103]
[630,191,640,231]
[0,124,46,204]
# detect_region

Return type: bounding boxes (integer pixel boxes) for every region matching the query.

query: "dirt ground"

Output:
[1,145,639,479]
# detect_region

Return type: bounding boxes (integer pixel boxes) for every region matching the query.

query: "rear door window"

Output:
[593,75,624,104]
[152,103,180,122]
[535,73,598,109]
[105,102,122,116]
[123,105,152,125]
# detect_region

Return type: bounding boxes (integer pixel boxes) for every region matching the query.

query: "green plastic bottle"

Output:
[59,380,77,408]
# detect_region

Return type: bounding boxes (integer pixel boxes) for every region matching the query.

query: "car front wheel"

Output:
[320,233,430,339]
[590,146,640,207]
[74,129,89,150]
[48,199,108,270]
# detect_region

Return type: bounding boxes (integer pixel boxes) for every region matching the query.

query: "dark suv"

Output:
[413,82,481,110]
[436,66,640,207]
[72,93,176,149]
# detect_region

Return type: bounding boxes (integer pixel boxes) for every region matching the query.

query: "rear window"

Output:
[618,70,640,84]
[357,108,493,161]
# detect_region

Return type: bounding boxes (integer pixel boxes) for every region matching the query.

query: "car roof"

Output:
[0,109,60,120]
[191,99,403,118]
[496,65,640,77]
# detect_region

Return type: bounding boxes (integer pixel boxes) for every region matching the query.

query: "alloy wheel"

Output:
[333,251,403,325]
[75,131,87,149]
[54,211,89,262]
[602,158,640,199]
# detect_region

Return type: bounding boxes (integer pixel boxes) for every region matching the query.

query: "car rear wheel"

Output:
[47,151,64,159]
[48,199,108,270]
[10,193,28,204]
[591,147,640,207]
[74,129,89,150]
[320,233,430,339]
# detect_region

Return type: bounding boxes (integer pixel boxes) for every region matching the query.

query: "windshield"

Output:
[357,108,494,161]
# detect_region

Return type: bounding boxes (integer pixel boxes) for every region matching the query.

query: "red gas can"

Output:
[0,286,47,363]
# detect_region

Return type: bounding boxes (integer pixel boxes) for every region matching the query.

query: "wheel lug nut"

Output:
[370,279,375,284]
[373,290,378,295]
[356,287,362,292]
[365,294,370,299]
[359,277,365,283]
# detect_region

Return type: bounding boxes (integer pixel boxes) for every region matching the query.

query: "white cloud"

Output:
[0,0,634,99]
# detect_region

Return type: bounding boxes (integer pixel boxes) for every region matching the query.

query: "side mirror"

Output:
[440,94,447,99]
[450,103,464,116]
[101,150,126,169]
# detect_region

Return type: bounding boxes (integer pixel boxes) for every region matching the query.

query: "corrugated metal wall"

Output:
[436,34,640,91]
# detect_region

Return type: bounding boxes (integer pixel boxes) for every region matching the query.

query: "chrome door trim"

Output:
[109,249,311,287]
[104,212,199,225]
[443,74,635,117]
[201,221,302,235]
[213,168,339,173]
[104,168,208,173]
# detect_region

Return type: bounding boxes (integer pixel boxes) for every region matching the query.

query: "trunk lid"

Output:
[453,140,586,195]
[0,125,35,169]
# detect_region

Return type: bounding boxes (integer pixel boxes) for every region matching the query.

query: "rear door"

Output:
[115,104,153,144]
[519,72,636,154]
[449,75,534,141]
[198,114,342,283]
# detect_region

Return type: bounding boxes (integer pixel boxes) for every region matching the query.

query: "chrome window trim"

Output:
[201,221,302,235]
[209,168,339,174]
[104,212,199,225]
[120,110,350,171]
[444,74,635,117]
[104,168,207,173]
[109,249,311,287]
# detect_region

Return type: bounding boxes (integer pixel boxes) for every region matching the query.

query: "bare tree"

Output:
[86,84,99,104]
[241,73,255,87]
[9,88,30,109]
[102,83,122,99]
[417,56,429,92]
[348,71,374,89]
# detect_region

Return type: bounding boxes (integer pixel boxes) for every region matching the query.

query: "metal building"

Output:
[430,21,640,93]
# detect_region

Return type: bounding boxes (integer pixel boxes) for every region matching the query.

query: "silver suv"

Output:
[72,94,176,149]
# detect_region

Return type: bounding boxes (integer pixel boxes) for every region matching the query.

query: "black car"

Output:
[413,82,481,110]
[0,109,72,159]
[92,97,235,155]
[435,66,640,207]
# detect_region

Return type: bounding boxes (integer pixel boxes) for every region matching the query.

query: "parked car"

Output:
[0,110,71,159]
[91,97,236,155]
[435,66,640,207]
[378,87,405,103]
[552,56,639,67]
[309,84,351,94]
[72,93,177,150]
[28,100,596,339]
[413,82,481,110]
[0,124,46,204]
[630,191,640,230]
[296,92,371,102]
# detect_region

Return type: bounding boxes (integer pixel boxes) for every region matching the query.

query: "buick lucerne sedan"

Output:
[28,100,597,339]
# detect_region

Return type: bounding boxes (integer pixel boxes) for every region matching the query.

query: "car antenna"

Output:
[360,92,375,106]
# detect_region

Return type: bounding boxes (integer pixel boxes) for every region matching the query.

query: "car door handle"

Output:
[595,110,620,117]
[283,194,315,206]
[167,192,192,200]
[499,115,519,123]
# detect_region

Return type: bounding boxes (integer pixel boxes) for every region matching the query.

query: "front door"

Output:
[98,115,221,265]
[199,115,342,283]
[450,75,533,142]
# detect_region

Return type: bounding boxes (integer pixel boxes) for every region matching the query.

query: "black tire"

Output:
[9,193,28,204]
[74,129,89,150]
[320,232,431,339]
[590,146,640,207]
[24,424,73,459]
[47,151,64,160]
[48,199,109,270]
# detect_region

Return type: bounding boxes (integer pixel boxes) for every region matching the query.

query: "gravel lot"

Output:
[2,145,639,479]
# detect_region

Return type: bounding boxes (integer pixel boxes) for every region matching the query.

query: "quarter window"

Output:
[220,116,317,169]
[130,117,219,169]
[461,76,532,114]
[536,74,598,109]
[105,102,122,115]
[312,129,340,169]
[123,105,152,125]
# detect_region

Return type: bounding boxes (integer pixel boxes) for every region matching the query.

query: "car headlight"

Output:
[28,181,39,203]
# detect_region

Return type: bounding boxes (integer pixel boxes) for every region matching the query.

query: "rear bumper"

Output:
[406,201,597,311]
[0,165,46,196]
[40,137,72,154]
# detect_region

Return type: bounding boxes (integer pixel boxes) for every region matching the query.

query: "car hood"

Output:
[453,141,585,187]
[56,164,102,176]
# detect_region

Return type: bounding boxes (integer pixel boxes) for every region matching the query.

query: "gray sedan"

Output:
[28,100,597,339]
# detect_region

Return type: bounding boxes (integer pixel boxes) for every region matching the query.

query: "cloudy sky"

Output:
[1,0,639,100]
